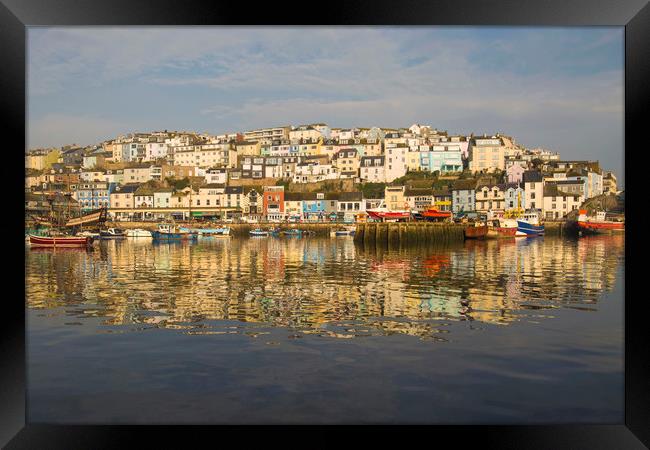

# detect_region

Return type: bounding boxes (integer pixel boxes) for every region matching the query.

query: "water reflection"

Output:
[26,235,624,338]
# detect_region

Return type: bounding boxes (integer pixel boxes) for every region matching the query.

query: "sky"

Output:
[27,26,624,185]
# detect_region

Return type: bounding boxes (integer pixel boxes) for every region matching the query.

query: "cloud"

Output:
[27,27,624,183]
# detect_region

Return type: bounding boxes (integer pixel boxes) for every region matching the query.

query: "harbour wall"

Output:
[353,222,466,246]
[105,219,579,240]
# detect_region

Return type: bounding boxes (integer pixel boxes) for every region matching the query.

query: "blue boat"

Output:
[152,224,198,241]
[516,212,544,236]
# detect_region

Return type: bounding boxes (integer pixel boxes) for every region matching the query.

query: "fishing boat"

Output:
[125,228,153,238]
[464,222,488,239]
[420,208,452,222]
[366,201,411,221]
[151,224,198,241]
[99,227,126,238]
[516,212,544,237]
[577,210,624,234]
[28,234,93,248]
[198,227,231,237]
[486,218,518,238]
[249,229,269,237]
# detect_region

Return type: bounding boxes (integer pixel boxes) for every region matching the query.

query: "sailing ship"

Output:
[577,210,624,234]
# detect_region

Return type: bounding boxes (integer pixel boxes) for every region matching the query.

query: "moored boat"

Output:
[151,224,198,241]
[516,212,544,237]
[249,228,269,237]
[420,208,452,221]
[198,227,231,237]
[99,227,126,238]
[76,230,100,238]
[29,234,93,248]
[464,222,488,239]
[486,218,518,238]
[577,210,624,234]
[281,229,303,236]
[366,201,411,221]
[125,228,153,238]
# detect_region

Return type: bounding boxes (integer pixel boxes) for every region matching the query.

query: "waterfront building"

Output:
[405,187,434,212]
[302,192,328,221]
[153,188,174,208]
[451,179,477,215]
[241,189,262,217]
[134,185,155,209]
[385,185,407,211]
[542,182,583,219]
[284,192,304,220]
[336,191,365,221]
[74,181,114,211]
[263,186,285,221]
[523,170,544,212]
[475,183,506,213]
[433,189,452,212]
[504,183,526,210]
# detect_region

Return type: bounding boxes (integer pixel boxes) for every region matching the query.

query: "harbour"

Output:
[26,233,624,423]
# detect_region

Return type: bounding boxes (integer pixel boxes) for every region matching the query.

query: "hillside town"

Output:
[25,123,620,224]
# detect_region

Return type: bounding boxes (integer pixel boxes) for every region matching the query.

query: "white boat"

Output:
[76,230,100,238]
[249,229,269,237]
[198,227,231,237]
[125,228,153,238]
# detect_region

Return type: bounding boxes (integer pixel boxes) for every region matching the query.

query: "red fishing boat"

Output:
[577,210,624,234]
[464,222,488,239]
[366,201,411,221]
[28,234,93,248]
[486,218,518,238]
[421,208,452,221]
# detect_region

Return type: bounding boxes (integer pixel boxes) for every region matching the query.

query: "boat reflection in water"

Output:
[26,234,624,424]
[26,234,624,333]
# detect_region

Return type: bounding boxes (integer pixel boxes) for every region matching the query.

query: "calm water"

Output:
[26,234,624,424]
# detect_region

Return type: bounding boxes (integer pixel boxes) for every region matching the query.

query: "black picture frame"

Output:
[2,0,648,447]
